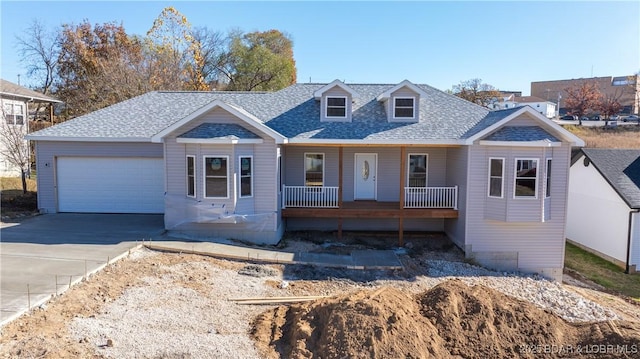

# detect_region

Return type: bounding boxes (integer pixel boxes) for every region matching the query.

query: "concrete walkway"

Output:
[1,213,402,327]
[146,240,404,270]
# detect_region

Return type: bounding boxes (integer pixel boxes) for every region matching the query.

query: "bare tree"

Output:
[15,19,60,120]
[452,78,501,108]
[0,109,31,193]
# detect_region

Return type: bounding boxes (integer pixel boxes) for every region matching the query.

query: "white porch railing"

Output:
[282,185,339,208]
[404,186,458,209]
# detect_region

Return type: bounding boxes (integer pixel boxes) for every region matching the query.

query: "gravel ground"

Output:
[9,238,629,359]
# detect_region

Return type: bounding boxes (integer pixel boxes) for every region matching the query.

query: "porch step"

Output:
[295,250,403,270]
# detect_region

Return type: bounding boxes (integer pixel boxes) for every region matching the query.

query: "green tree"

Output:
[223,30,296,91]
[452,78,501,108]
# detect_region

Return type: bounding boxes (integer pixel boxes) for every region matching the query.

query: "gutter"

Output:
[626,209,640,274]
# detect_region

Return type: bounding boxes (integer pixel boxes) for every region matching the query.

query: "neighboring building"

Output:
[0,79,61,176]
[27,80,584,280]
[531,75,639,115]
[567,149,640,273]
[490,95,557,118]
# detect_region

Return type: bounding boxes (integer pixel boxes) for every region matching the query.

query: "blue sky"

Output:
[1,1,638,95]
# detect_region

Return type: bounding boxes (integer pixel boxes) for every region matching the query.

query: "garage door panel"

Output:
[57,157,164,213]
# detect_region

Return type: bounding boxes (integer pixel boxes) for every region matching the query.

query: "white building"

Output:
[567,149,640,273]
[0,79,61,176]
[491,95,557,119]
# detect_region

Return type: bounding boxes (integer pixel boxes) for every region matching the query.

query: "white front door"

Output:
[354,153,377,200]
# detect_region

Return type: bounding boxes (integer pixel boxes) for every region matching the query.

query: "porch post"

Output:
[399,146,406,246]
[338,146,343,239]
[338,146,343,209]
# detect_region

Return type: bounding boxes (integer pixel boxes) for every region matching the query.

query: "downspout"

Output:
[626,209,640,274]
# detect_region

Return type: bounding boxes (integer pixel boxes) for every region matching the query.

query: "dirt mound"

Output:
[253,280,640,359]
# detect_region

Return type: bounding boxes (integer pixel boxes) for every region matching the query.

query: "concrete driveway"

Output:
[0,213,164,325]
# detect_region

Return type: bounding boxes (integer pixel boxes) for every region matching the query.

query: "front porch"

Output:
[281,145,461,245]
[282,186,458,245]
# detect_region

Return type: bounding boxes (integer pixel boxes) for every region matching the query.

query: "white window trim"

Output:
[545,158,552,198]
[239,155,253,198]
[203,155,230,199]
[407,153,428,187]
[3,102,25,125]
[325,96,348,119]
[304,152,325,187]
[186,155,196,198]
[392,96,416,119]
[513,158,539,199]
[488,157,505,198]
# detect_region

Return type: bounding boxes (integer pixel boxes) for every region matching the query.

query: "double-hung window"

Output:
[488,158,504,198]
[186,155,195,197]
[240,156,253,197]
[407,154,428,187]
[514,158,538,198]
[326,97,347,118]
[393,97,415,118]
[546,159,552,198]
[204,156,228,198]
[304,153,324,187]
[3,103,24,125]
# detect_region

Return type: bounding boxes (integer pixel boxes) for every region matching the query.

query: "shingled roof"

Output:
[581,149,640,209]
[28,82,537,143]
[0,79,61,103]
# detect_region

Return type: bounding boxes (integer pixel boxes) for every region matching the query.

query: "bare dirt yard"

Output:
[1,233,639,359]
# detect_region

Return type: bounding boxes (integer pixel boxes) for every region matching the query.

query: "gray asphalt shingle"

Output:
[178,123,261,139]
[28,83,521,142]
[484,126,559,142]
[581,149,640,208]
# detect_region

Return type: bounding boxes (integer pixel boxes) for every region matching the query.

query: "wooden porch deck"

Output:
[282,201,458,219]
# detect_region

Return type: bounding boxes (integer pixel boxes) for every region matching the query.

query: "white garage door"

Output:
[57,157,164,213]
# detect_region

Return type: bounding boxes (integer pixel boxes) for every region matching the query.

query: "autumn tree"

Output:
[598,92,622,126]
[146,7,207,91]
[15,20,60,121]
[564,81,601,126]
[222,30,296,91]
[452,78,501,108]
[56,21,150,118]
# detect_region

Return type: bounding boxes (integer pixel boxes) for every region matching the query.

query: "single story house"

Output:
[27,80,584,280]
[0,79,61,176]
[566,149,640,273]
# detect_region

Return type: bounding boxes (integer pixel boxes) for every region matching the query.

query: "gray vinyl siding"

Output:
[34,141,163,213]
[444,146,469,248]
[464,143,572,279]
[163,107,279,238]
[321,87,352,122]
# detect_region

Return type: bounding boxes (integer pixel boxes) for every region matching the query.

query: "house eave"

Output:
[466,106,585,146]
[150,99,286,144]
[286,138,465,146]
[25,135,151,142]
[176,138,263,144]
[478,140,562,147]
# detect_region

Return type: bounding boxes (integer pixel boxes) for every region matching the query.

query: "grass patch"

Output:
[565,242,640,300]
[1,177,38,216]
[563,125,640,149]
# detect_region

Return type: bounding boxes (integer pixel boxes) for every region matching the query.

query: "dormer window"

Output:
[393,97,415,119]
[326,96,347,118]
